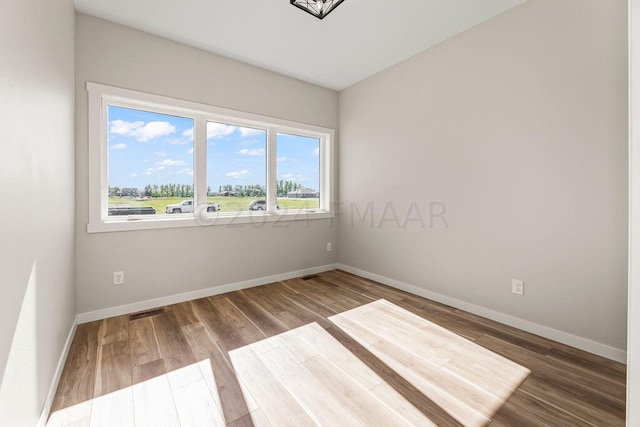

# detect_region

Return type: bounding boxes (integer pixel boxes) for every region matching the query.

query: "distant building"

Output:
[120,187,139,197]
[287,188,319,198]
[215,191,237,197]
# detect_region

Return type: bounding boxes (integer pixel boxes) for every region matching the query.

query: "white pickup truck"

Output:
[165,200,220,214]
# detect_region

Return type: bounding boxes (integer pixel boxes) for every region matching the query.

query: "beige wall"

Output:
[629,0,639,421]
[75,14,339,314]
[338,0,628,351]
[0,0,76,424]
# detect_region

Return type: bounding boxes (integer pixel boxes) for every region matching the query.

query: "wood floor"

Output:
[48,270,627,426]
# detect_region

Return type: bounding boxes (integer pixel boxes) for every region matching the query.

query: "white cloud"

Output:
[110,120,144,136]
[236,148,265,156]
[187,147,194,154]
[178,168,194,176]
[156,159,185,167]
[109,120,176,142]
[145,168,155,175]
[312,147,320,156]
[156,166,166,171]
[111,143,127,150]
[207,122,237,139]
[226,169,250,179]
[155,151,167,157]
[130,173,138,177]
[183,128,194,138]
[135,121,176,142]
[240,127,264,137]
[277,156,287,162]
[281,173,294,179]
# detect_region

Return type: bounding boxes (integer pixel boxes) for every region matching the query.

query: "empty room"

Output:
[2,0,640,425]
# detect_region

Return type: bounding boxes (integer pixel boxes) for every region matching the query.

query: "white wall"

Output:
[0,0,76,424]
[75,14,339,315]
[339,0,628,353]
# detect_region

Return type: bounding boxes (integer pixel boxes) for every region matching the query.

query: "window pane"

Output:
[206,121,267,213]
[107,105,194,216]
[276,133,320,210]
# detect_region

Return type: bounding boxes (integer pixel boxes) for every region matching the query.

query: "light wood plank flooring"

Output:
[229,321,436,426]
[330,300,530,426]
[48,270,627,426]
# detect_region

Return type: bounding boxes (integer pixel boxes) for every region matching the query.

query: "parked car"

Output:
[248,200,280,211]
[165,200,221,214]
[206,203,221,212]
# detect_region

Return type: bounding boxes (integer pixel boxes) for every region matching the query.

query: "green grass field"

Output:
[108,196,319,214]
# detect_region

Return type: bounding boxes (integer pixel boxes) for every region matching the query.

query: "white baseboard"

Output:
[337,264,627,363]
[76,264,339,324]
[37,318,78,427]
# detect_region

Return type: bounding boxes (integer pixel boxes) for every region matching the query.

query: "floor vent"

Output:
[301,274,319,281]
[129,308,164,321]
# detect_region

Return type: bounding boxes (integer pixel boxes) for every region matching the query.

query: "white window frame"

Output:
[87,82,335,233]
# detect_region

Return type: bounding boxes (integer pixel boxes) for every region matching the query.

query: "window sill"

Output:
[87,210,334,233]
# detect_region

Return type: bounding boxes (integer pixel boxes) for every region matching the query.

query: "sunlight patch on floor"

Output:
[47,359,225,427]
[329,299,531,426]
[229,321,436,426]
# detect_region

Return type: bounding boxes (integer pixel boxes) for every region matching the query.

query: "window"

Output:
[276,133,321,210]
[87,83,334,232]
[207,122,267,214]
[107,105,194,217]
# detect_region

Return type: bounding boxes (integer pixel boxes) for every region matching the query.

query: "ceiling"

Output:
[73,0,526,91]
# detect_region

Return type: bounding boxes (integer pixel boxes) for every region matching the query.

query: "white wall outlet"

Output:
[512,279,524,295]
[327,242,333,252]
[113,271,124,285]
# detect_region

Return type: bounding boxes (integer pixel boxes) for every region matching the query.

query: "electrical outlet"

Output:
[113,271,124,286]
[512,279,524,295]
[327,242,333,252]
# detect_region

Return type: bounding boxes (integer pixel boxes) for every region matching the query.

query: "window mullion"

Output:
[320,134,330,212]
[194,116,207,212]
[92,95,109,223]
[266,128,277,212]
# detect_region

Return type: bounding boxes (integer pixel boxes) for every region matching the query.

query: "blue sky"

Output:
[107,105,320,192]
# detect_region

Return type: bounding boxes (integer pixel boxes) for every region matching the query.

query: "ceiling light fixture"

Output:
[290,0,345,20]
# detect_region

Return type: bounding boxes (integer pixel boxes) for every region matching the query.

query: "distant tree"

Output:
[141,183,194,198]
